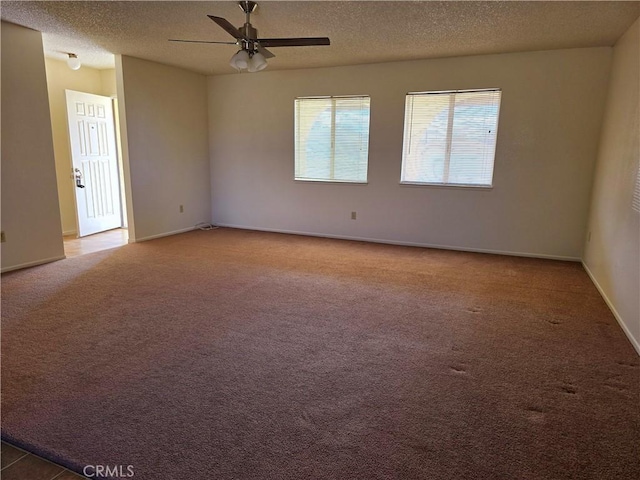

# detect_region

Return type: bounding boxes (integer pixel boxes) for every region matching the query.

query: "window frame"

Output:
[633,165,640,213]
[399,88,502,189]
[294,95,371,184]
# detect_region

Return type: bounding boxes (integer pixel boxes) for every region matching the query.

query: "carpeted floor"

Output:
[1,228,638,479]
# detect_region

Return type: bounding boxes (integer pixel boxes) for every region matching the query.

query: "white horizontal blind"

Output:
[295,96,370,183]
[633,165,640,213]
[401,89,501,187]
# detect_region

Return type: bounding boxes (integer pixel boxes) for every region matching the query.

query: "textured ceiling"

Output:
[2,1,639,75]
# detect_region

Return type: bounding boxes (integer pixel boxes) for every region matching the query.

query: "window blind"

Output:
[633,165,640,213]
[295,96,370,183]
[401,89,501,187]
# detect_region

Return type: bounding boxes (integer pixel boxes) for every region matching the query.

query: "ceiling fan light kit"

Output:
[229,49,250,70]
[171,1,330,73]
[247,51,267,72]
[229,48,267,73]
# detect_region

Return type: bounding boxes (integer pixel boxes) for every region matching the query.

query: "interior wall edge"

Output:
[213,223,582,262]
[134,226,199,243]
[114,54,137,242]
[582,261,640,356]
[0,255,66,274]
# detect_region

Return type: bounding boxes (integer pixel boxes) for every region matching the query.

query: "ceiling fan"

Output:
[169,1,330,72]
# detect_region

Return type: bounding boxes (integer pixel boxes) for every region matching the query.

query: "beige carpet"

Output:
[1,228,638,479]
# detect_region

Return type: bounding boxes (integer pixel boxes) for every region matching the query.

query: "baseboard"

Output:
[213,223,581,262]
[582,262,640,356]
[133,226,198,243]
[1,255,66,274]
[62,229,77,236]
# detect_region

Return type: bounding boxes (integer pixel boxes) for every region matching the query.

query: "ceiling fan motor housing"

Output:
[239,24,258,40]
[238,0,258,50]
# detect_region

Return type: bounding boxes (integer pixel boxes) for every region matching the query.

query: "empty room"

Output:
[1,1,638,479]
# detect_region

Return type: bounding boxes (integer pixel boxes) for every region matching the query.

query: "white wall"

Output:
[1,22,64,272]
[44,58,117,235]
[584,19,640,354]
[100,68,118,97]
[208,47,611,259]
[117,55,211,241]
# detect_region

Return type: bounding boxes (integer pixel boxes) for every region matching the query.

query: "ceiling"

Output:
[2,1,639,76]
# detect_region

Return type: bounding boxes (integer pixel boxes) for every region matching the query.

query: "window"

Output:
[401,89,502,187]
[633,165,640,213]
[295,96,370,183]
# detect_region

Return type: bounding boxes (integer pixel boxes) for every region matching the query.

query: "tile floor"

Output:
[1,441,87,479]
[63,228,128,258]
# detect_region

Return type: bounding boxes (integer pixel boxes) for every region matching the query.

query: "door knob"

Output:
[74,168,85,188]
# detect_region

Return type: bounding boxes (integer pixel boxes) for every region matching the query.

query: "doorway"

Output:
[66,89,124,237]
[44,57,131,257]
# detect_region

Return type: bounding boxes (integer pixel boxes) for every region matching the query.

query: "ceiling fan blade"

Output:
[256,45,275,59]
[169,39,238,45]
[208,15,247,40]
[258,37,330,48]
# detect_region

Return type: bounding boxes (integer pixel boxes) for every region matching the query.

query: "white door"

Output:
[66,90,122,237]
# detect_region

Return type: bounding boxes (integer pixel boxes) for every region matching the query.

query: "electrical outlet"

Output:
[179,205,184,213]
[1,231,5,243]
[351,211,357,220]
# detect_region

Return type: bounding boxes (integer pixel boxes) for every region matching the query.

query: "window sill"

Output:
[399,181,493,190]
[295,179,368,185]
